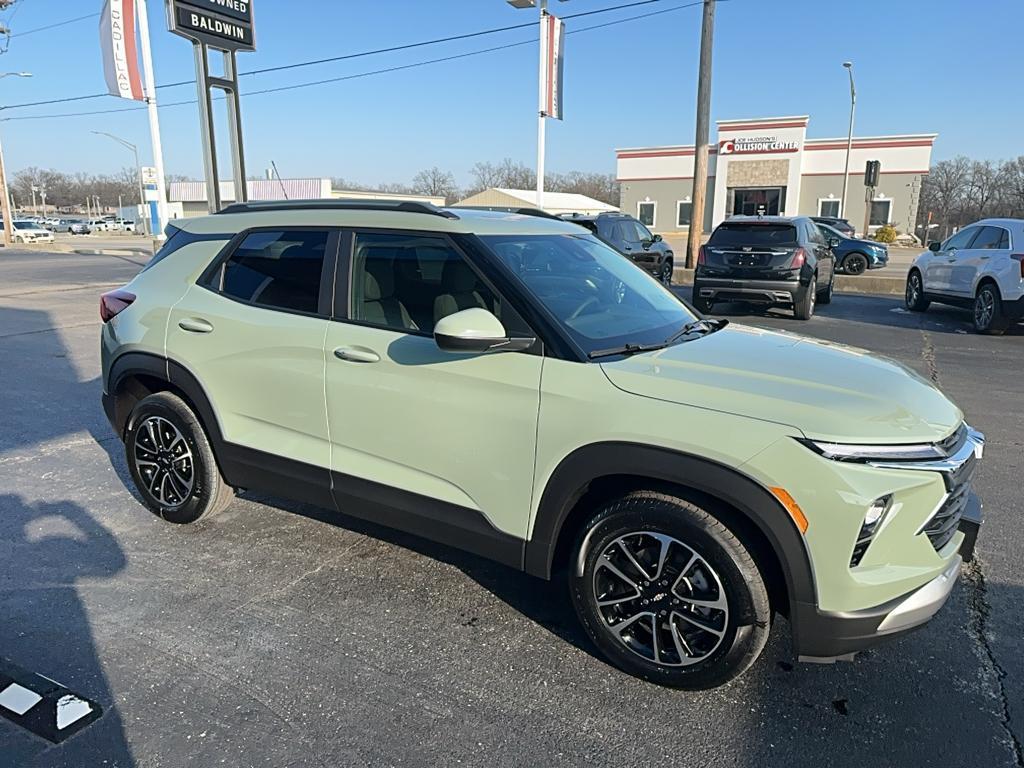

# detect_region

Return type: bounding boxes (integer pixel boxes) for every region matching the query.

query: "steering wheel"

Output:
[568,296,602,321]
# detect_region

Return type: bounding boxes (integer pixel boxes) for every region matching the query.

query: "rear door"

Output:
[950,225,1007,296]
[807,221,834,283]
[704,222,800,280]
[924,226,978,294]
[165,228,337,472]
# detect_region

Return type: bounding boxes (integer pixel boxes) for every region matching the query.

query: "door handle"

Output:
[979,255,990,259]
[178,318,214,333]
[333,346,380,363]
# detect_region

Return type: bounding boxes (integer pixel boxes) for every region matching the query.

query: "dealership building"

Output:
[617,115,935,237]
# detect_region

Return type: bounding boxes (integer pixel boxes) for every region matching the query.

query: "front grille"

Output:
[923,483,970,552]
[937,424,968,458]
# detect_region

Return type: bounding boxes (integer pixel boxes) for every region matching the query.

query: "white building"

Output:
[617,115,935,237]
[453,188,618,216]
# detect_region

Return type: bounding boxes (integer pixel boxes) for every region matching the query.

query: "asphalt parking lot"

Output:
[2,249,1022,767]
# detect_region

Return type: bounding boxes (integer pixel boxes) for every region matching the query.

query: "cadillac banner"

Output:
[100,0,145,101]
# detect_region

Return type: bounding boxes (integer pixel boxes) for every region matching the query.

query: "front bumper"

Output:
[795,547,967,661]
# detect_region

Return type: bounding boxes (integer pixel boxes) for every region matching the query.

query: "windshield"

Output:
[709,223,797,247]
[480,233,696,356]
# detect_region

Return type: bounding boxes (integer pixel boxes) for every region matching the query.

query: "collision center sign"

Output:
[719,136,799,155]
[166,0,255,51]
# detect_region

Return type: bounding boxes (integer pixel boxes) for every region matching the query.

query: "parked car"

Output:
[692,215,836,319]
[113,218,137,232]
[10,219,55,244]
[68,221,92,235]
[88,218,112,232]
[906,218,1024,334]
[816,223,889,275]
[810,215,856,238]
[100,199,982,689]
[561,211,675,284]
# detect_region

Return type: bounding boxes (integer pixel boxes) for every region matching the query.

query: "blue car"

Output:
[817,223,889,275]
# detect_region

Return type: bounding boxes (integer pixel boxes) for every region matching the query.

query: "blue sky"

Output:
[2,0,1020,187]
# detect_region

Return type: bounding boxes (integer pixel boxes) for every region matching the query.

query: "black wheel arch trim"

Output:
[523,442,817,609]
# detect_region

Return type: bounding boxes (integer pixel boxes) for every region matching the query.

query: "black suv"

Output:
[562,212,675,284]
[810,215,855,238]
[692,215,836,320]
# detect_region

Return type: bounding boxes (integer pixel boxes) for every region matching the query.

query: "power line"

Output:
[2,0,707,124]
[10,10,98,37]
[1,0,695,112]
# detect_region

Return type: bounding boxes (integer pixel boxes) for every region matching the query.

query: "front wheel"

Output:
[905,270,930,312]
[843,252,869,275]
[125,392,234,524]
[570,491,771,689]
[661,257,674,286]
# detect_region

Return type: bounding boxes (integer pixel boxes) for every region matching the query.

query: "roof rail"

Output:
[452,205,561,221]
[214,199,459,219]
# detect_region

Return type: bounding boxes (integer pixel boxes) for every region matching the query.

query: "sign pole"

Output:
[193,42,222,213]
[536,1,547,211]
[224,49,248,203]
[136,0,169,239]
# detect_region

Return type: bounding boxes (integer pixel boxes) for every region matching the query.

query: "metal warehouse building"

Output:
[617,115,935,238]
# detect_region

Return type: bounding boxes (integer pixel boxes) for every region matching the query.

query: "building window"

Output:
[637,201,656,227]
[869,199,891,227]
[676,201,693,227]
[818,199,841,218]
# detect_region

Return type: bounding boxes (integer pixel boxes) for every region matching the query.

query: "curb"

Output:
[672,267,904,296]
[73,248,152,258]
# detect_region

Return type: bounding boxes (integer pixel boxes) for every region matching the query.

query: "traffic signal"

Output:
[864,160,881,188]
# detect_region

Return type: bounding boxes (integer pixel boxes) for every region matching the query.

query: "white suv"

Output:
[906,218,1024,334]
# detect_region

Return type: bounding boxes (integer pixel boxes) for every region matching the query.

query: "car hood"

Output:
[600,324,962,443]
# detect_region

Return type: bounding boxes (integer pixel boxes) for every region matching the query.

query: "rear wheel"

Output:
[691,288,711,314]
[794,276,816,320]
[816,270,834,305]
[905,270,930,312]
[843,252,869,275]
[569,491,771,689]
[973,282,1007,335]
[125,392,234,524]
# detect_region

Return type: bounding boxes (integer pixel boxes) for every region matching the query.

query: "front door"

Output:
[925,226,978,294]
[165,228,337,472]
[323,230,543,543]
[949,225,1006,296]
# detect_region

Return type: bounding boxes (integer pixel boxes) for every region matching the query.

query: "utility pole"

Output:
[686,0,715,269]
[0,134,12,246]
[30,184,38,218]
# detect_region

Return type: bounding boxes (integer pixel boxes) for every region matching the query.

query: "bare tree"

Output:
[410,166,459,203]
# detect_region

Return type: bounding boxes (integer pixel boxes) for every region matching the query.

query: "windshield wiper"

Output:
[662,317,729,346]
[588,341,668,360]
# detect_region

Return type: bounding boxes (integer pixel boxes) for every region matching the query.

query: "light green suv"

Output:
[101,200,984,689]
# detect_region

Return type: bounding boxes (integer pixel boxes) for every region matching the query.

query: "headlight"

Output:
[796,438,946,462]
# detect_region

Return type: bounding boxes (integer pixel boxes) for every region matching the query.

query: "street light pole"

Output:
[0,72,33,247]
[92,131,147,233]
[536,0,548,210]
[840,61,856,219]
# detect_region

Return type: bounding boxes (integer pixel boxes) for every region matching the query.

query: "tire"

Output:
[661,256,674,286]
[569,491,771,689]
[816,270,834,305]
[125,392,234,524]
[905,270,930,312]
[973,282,1007,335]
[691,287,711,314]
[843,252,869,276]
[793,275,816,320]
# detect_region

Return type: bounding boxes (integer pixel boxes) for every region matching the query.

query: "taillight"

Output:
[697,245,707,265]
[1012,254,1024,279]
[100,289,136,322]
[791,247,807,268]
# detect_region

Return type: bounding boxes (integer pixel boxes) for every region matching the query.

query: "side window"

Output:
[596,219,617,241]
[350,232,524,335]
[998,229,1010,249]
[634,220,654,242]
[943,227,977,251]
[219,230,329,314]
[970,226,1007,250]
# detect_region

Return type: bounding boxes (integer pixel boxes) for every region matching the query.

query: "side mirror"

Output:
[651,233,663,242]
[434,308,534,354]
[928,241,942,252]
